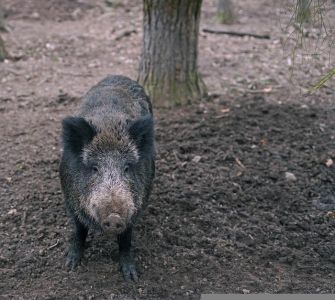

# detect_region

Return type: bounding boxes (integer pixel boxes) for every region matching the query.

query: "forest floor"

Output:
[0,0,335,299]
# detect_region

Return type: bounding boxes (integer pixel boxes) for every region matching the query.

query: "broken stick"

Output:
[203,28,270,39]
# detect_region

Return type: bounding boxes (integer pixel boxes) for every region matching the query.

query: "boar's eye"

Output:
[91,165,99,173]
[124,163,130,173]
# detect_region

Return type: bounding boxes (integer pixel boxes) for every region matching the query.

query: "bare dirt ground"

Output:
[1,0,335,299]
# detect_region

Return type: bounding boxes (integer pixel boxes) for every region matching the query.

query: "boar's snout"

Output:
[102,213,126,234]
[87,184,135,234]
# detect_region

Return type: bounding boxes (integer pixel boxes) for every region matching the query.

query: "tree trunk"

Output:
[0,4,8,61]
[138,0,207,108]
[217,0,235,24]
[0,4,6,32]
[0,34,8,61]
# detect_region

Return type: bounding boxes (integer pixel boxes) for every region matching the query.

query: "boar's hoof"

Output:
[65,247,83,271]
[120,255,138,282]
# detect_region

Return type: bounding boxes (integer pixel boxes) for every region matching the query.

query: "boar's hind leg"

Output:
[117,227,138,282]
[65,217,88,270]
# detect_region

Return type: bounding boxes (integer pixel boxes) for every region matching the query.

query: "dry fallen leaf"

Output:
[262,86,273,93]
[325,158,333,167]
[220,108,230,113]
[192,155,202,163]
[260,138,268,146]
[235,157,246,169]
[192,155,201,163]
[7,208,17,215]
[285,172,297,182]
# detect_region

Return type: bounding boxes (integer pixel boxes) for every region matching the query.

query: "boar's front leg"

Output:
[65,216,88,270]
[118,227,138,282]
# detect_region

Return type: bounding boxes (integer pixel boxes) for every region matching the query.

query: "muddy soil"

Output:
[0,0,335,299]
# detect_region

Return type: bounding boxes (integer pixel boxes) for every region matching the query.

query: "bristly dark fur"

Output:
[59,75,155,280]
[62,117,97,155]
[128,115,154,159]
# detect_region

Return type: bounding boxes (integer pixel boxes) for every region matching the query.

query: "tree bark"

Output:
[217,0,235,24]
[0,4,6,32]
[0,34,8,61]
[138,0,207,108]
[0,4,8,62]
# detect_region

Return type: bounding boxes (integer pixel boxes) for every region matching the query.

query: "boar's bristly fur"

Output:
[59,75,155,282]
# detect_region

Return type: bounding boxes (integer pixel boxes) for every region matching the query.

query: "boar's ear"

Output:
[128,115,154,155]
[62,116,96,154]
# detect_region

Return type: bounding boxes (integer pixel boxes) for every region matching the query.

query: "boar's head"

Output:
[61,115,153,234]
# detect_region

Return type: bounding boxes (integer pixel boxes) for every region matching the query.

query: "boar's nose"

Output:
[102,213,126,233]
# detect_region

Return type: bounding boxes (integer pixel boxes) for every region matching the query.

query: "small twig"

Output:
[36,77,51,86]
[235,157,246,169]
[203,28,270,40]
[214,115,228,119]
[243,89,274,94]
[310,66,335,92]
[4,68,24,76]
[172,150,181,163]
[97,11,115,21]
[214,108,230,119]
[48,239,60,250]
[114,29,137,41]
[20,211,27,227]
